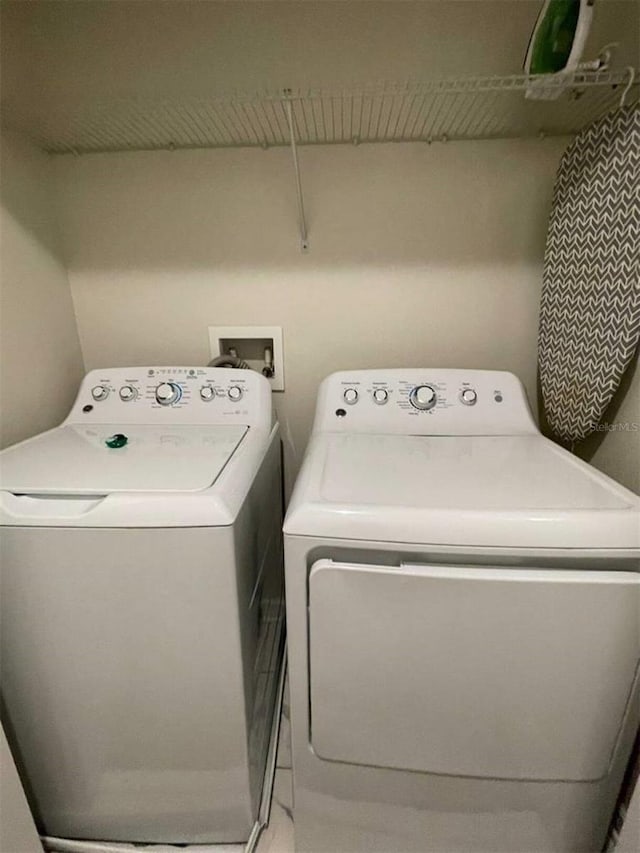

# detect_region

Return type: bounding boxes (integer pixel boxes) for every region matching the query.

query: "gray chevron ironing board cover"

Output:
[538,104,640,443]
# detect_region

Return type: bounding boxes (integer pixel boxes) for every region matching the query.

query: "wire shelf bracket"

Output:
[283,92,309,253]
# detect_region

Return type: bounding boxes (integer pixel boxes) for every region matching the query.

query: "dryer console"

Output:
[313,368,538,435]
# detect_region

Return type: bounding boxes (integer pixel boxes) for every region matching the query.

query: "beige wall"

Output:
[589,360,640,495]
[0,131,84,449]
[54,139,565,487]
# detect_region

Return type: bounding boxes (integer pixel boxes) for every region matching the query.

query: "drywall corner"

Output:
[0,129,84,448]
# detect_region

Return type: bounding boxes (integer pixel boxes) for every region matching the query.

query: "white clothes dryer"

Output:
[283,368,640,853]
[0,366,285,849]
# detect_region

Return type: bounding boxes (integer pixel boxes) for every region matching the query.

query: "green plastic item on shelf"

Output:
[525,0,593,75]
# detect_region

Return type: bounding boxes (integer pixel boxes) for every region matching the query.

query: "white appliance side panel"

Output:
[0,527,254,844]
[309,560,640,782]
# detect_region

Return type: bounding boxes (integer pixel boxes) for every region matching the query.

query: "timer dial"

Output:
[409,385,437,411]
[155,382,182,406]
[91,385,109,401]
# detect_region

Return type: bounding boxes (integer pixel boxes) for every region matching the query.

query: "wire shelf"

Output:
[8,70,638,155]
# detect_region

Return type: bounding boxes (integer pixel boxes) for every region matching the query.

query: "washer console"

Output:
[67,367,272,428]
[313,369,538,435]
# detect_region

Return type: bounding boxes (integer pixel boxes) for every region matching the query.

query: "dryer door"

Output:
[308,559,640,782]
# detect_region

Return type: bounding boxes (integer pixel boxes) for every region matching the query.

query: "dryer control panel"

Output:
[65,367,273,429]
[313,369,538,435]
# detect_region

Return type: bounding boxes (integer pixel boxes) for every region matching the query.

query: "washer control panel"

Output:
[67,367,272,429]
[317,369,537,435]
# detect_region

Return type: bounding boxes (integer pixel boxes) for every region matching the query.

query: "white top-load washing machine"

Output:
[0,366,285,849]
[283,368,640,853]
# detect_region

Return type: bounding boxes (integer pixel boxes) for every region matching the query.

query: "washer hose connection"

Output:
[208,355,251,369]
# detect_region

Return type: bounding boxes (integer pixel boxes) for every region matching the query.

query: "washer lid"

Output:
[284,433,640,549]
[0,424,248,495]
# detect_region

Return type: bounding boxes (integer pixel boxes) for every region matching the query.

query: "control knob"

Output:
[119,385,136,402]
[91,385,109,401]
[155,382,182,406]
[409,385,437,411]
[200,385,215,401]
[372,388,388,405]
[460,388,478,406]
[228,386,243,402]
[343,388,359,405]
